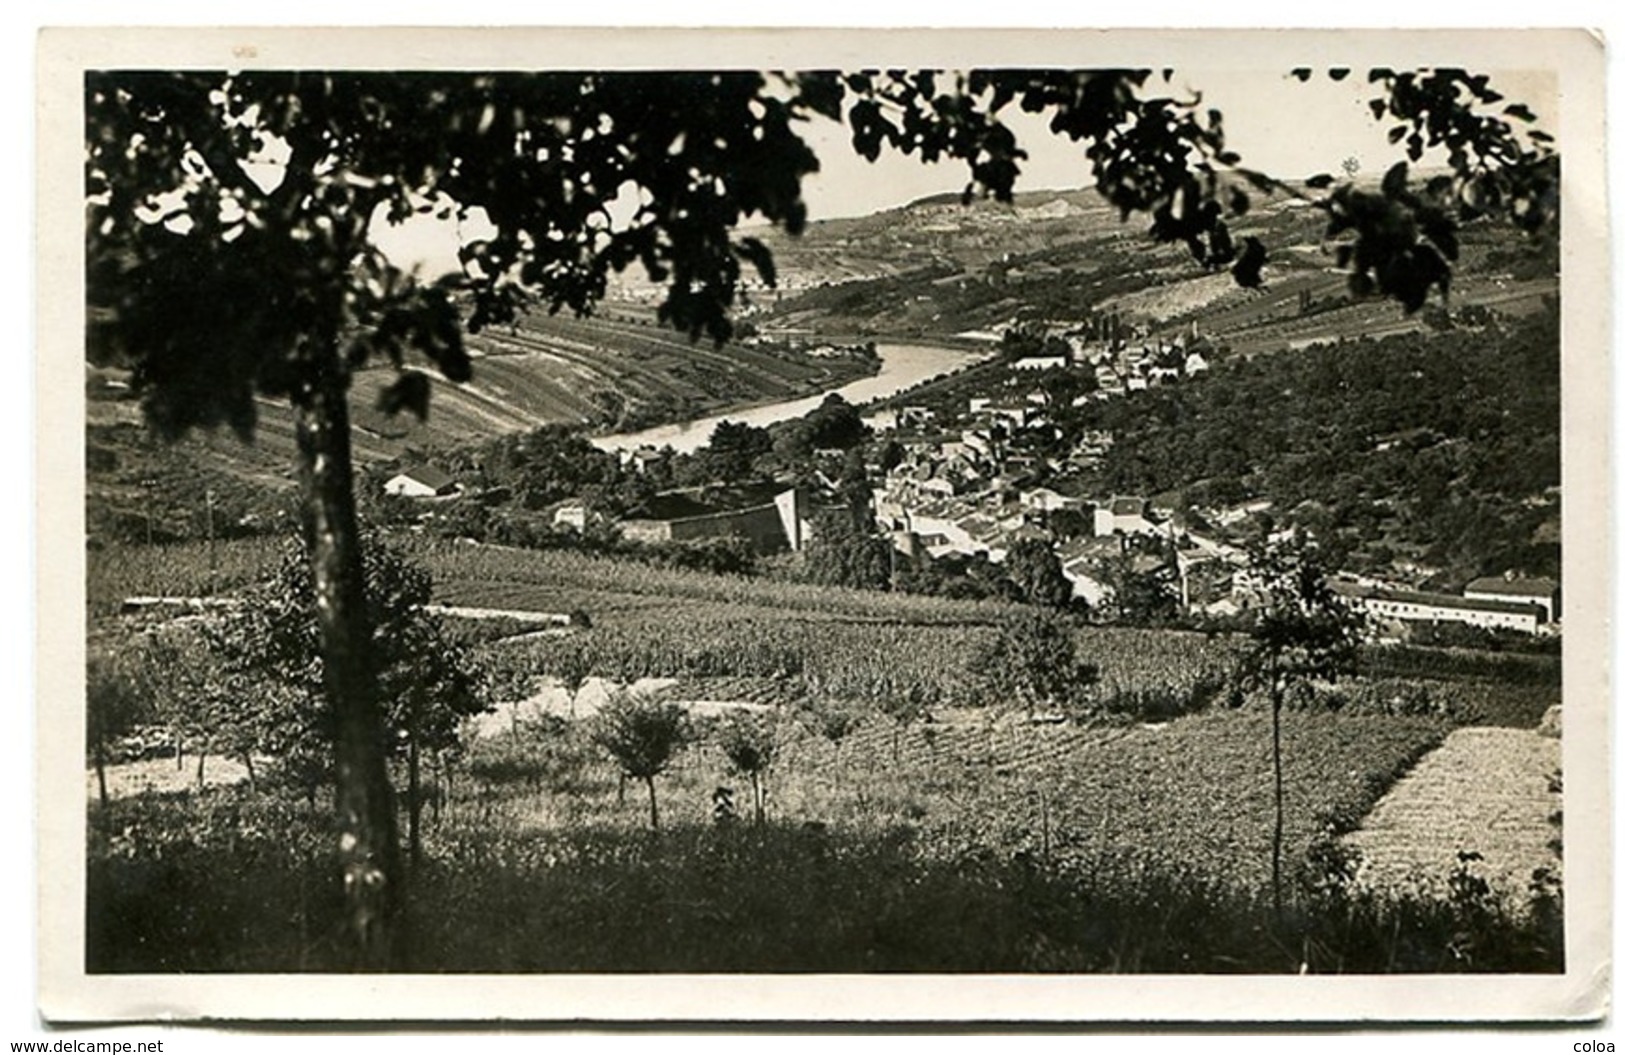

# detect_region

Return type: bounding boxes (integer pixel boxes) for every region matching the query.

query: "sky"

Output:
[794,68,1561,220]
[370,66,1561,275]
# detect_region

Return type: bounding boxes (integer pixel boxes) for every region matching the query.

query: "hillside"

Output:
[744,181,1556,349]
[1083,306,1561,588]
[86,177,1558,569]
[85,309,876,545]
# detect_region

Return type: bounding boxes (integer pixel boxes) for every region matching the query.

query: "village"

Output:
[864,330,1560,637]
[381,322,1561,640]
[74,58,1578,989]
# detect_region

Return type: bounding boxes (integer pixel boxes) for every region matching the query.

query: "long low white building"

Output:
[1330,581,1547,634]
[1463,576,1561,623]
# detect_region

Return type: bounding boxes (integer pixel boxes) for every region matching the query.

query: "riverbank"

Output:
[591,340,992,454]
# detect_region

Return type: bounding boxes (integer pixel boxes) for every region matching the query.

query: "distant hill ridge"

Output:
[899,186,1093,211]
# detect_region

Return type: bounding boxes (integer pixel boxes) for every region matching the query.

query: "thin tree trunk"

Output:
[1038,785,1051,860]
[408,729,422,867]
[430,750,442,826]
[93,739,108,808]
[750,771,763,826]
[293,345,400,970]
[242,753,257,794]
[645,775,659,831]
[297,846,310,972]
[196,748,207,789]
[441,754,452,823]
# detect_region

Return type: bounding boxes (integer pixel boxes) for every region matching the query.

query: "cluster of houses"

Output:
[869,371,1563,634]
[380,316,1559,637]
[386,461,818,555]
[1003,331,1212,399]
[877,445,1268,615]
[873,382,1256,613]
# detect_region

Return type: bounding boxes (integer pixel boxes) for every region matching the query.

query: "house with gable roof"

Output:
[383,464,460,499]
[1094,495,1156,538]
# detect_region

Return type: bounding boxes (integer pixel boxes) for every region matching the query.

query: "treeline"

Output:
[1078,304,1560,586]
[362,396,877,578]
[86,423,299,547]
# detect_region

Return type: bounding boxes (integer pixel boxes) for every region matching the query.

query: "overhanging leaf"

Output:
[379,371,432,421]
[1232,236,1266,288]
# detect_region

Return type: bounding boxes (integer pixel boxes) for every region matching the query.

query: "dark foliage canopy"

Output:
[87,67,1555,441]
[213,534,488,778]
[1084,306,1561,585]
[1235,535,1364,701]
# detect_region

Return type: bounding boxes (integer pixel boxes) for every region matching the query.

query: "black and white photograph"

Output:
[34,24,1609,1025]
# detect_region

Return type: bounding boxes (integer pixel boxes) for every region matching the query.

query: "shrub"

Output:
[716,709,781,824]
[589,692,694,829]
[1097,673,1226,723]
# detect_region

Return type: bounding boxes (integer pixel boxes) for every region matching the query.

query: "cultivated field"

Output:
[85,534,1565,973]
[1345,725,1563,906]
[85,310,877,501]
[451,698,1449,895]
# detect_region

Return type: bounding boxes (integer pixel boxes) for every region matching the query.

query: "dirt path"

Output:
[87,755,250,802]
[424,603,572,623]
[1343,726,1561,906]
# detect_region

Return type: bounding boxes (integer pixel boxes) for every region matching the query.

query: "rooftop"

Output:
[625,493,718,521]
[1464,576,1560,599]
[1331,581,1545,617]
[393,464,455,491]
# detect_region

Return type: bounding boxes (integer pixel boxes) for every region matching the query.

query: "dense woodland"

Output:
[1080,304,1561,586]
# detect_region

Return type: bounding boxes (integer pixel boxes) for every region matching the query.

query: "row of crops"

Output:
[471,313,869,417]
[410,536,1022,627]
[492,615,1239,711]
[451,686,1450,900]
[90,535,1558,730]
[85,529,1562,973]
[86,537,284,616]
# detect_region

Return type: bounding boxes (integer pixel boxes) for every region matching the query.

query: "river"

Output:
[590,341,990,455]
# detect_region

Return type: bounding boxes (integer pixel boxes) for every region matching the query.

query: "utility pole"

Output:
[140,477,156,546]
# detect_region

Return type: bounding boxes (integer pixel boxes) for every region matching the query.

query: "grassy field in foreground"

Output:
[83,534,1564,973]
[450,704,1450,893]
[87,698,1563,973]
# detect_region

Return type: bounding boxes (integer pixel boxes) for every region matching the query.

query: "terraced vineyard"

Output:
[85,309,877,506]
[412,538,1020,627]
[87,528,1564,973]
